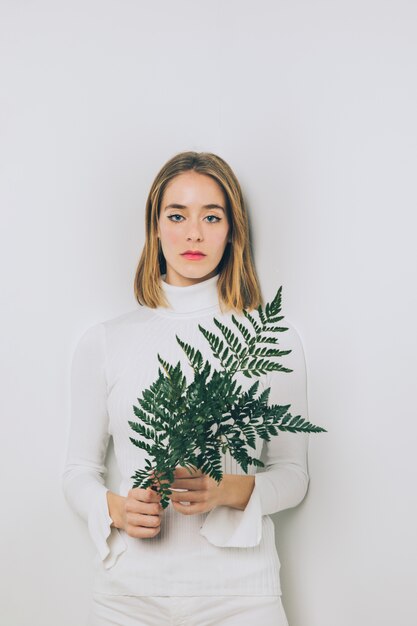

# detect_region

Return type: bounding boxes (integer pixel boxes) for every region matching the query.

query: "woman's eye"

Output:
[167,214,184,222]
[167,214,221,223]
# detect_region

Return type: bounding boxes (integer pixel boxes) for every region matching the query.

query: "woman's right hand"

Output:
[122,487,164,538]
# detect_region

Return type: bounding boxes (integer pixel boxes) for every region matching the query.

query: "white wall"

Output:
[1,1,416,624]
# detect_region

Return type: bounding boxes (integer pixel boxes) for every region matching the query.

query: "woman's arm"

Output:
[61,322,126,568]
[106,491,127,529]
[199,319,310,547]
[251,319,310,516]
[219,475,255,511]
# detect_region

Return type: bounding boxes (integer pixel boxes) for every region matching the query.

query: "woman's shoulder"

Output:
[270,317,309,400]
[275,316,305,350]
[250,311,308,389]
[101,304,155,330]
[74,305,154,349]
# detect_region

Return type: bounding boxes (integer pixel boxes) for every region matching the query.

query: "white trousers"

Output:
[88,593,289,626]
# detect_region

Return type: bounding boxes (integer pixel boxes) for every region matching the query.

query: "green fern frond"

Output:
[256,336,279,344]
[157,354,177,378]
[278,413,328,433]
[256,386,271,406]
[263,325,289,333]
[128,436,153,454]
[250,347,292,358]
[230,314,254,346]
[212,318,245,356]
[257,304,266,325]
[197,325,225,361]
[265,286,283,320]
[242,308,263,334]
[176,336,204,372]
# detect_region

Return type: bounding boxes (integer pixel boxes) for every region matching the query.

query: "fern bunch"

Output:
[129,286,326,509]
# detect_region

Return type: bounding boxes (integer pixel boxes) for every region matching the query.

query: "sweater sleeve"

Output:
[199,319,310,548]
[61,322,127,568]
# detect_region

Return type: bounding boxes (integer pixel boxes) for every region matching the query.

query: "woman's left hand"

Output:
[168,465,225,515]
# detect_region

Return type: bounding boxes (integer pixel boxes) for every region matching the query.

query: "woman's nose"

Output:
[186,223,203,240]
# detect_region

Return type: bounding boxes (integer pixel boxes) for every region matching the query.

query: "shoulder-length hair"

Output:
[134,151,264,313]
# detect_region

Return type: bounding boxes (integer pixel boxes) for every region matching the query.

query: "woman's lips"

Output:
[181,253,206,260]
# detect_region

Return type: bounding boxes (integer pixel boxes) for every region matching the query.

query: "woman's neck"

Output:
[154,272,221,318]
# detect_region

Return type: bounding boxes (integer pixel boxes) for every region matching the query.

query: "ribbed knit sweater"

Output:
[62,273,310,596]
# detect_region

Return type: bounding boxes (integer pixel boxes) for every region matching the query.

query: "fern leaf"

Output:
[212,318,245,357]
[251,347,292,358]
[257,336,279,344]
[176,336,204,371]
[263,325,289,333]
[265,286,283,319]
[230,314,253,346]
[198,325,225,361]
[128,436,153,454]
[242,308,263,334]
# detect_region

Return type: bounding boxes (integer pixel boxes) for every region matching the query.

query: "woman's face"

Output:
[157,170,231,286]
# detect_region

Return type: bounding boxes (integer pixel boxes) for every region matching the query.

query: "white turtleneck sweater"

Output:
[62,273,310,596]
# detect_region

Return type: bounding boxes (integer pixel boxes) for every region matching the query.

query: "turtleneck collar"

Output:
[154,272,221,318]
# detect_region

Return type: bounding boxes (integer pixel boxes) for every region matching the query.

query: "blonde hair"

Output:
[134,151,264,313]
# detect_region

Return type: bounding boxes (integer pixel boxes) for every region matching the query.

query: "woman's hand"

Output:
[109,487,164,539]
[167,465,226,515]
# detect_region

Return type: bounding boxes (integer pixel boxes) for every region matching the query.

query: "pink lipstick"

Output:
[181,250,206,260]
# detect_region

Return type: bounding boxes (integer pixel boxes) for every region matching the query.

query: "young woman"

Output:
[62,151,310,625]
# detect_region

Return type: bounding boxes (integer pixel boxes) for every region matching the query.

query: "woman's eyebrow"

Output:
[164,203,225,212]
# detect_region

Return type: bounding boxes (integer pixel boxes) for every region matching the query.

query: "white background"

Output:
[1,1,416,625]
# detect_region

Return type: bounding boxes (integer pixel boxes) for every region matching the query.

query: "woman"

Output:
[62,151,310,625]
